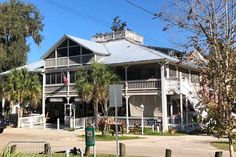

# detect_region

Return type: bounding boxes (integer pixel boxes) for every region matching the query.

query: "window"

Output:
[82,47,92,55]
[51,73,56,84]
[69,46,80,56]
[46,51,55,59]
[56,73,62,84]
[46,74,50,84]
[140,69,155,79]
[69,39,78,46]
[70,71,76,83]
[128,69,139,80]
[57,48,67,57]
[169,65,176,78]
[191,71,200,83]
[58,39,67,48]
[179,68,189,78]
[46,73,64,84]
[115,67,125,80]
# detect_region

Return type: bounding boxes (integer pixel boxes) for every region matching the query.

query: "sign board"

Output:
[49,98,64,102]
[109,84,123,107]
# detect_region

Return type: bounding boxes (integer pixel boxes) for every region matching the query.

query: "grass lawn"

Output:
[80,134,142,141]
[143,131,187,136]
[210,141,236,151]
[143,128,187,136]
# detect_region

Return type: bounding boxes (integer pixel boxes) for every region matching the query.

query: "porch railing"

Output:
[107,116,162,127]
[45,54,94,68]
[165,77,180,93]
[65,116,94,129]
[167,112,199,132]
[18,114,45,128]
[45,79,162,95]
[123,79,161,91]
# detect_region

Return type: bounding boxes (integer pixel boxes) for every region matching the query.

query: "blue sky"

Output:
[1,0,186,63]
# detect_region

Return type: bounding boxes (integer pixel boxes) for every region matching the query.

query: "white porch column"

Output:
[125,95,129,133]
[161,64,168,132]
[42,72,46,115]
[180,94,184,131]
[176,66,179,78]
[186,98,189,128]
[166,65,169,79]
[42,72,46,129]
[179,71,184,131]
[124,65,129,133]
[170,100,173,124]
[188,70,191,81]
[2,98,5,115]
[67,71,70,96]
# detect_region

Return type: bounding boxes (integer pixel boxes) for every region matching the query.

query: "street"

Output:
[0,127,232,157]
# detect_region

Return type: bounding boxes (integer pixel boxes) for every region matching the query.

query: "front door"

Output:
[46,103,65,123]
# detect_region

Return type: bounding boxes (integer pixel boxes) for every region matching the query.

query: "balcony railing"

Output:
[45,85,67,94]
[123,79,161,91]
[45,54,94,68]
[45,78,199,96]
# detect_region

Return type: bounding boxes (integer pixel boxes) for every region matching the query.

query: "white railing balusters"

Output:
[124,79,161,90]
[18,114,45,128]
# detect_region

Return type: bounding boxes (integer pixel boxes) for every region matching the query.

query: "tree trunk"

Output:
[104,101,108,135]
[94,100,99,129]
[229,136,235,157]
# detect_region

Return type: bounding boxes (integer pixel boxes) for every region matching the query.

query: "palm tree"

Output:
[3,68,41,113]
[27,73,41,108]
[75,62,119,128]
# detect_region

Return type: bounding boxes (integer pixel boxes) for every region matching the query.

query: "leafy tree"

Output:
[0,0,43,72]
[3,68,41,112]
[111,16,127,32]
[75,62,119,129]
[156,0,236,156]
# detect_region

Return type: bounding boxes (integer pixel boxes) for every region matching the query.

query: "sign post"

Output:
[109,84,123,157]
[72,104,76,129]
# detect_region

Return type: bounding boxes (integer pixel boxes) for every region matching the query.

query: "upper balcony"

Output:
[44,76,200,97]
[165,77,200,97]
[45,54,94,68]
[44,79,162,97]
[123,79,161,95]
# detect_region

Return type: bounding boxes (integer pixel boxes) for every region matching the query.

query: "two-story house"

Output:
[40,30,200,132]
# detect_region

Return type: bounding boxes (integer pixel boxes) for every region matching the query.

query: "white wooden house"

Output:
[40,30,200,132]
[1,30,201,132]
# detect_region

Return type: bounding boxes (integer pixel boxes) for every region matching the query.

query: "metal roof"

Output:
[41,34,109,59]
[98,39,179,65]
[0,60,44,76]
[68,35,110,56]
[38,34,198,70]
[41,34,186,65]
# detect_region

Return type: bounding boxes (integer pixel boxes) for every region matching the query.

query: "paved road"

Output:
[0,127,232,157]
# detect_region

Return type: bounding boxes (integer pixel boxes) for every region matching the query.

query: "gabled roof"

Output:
[41,34,109,59]
[0,60,44,76]
[40,34,198,69]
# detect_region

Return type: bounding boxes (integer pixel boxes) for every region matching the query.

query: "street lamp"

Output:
[140,104,144,135]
